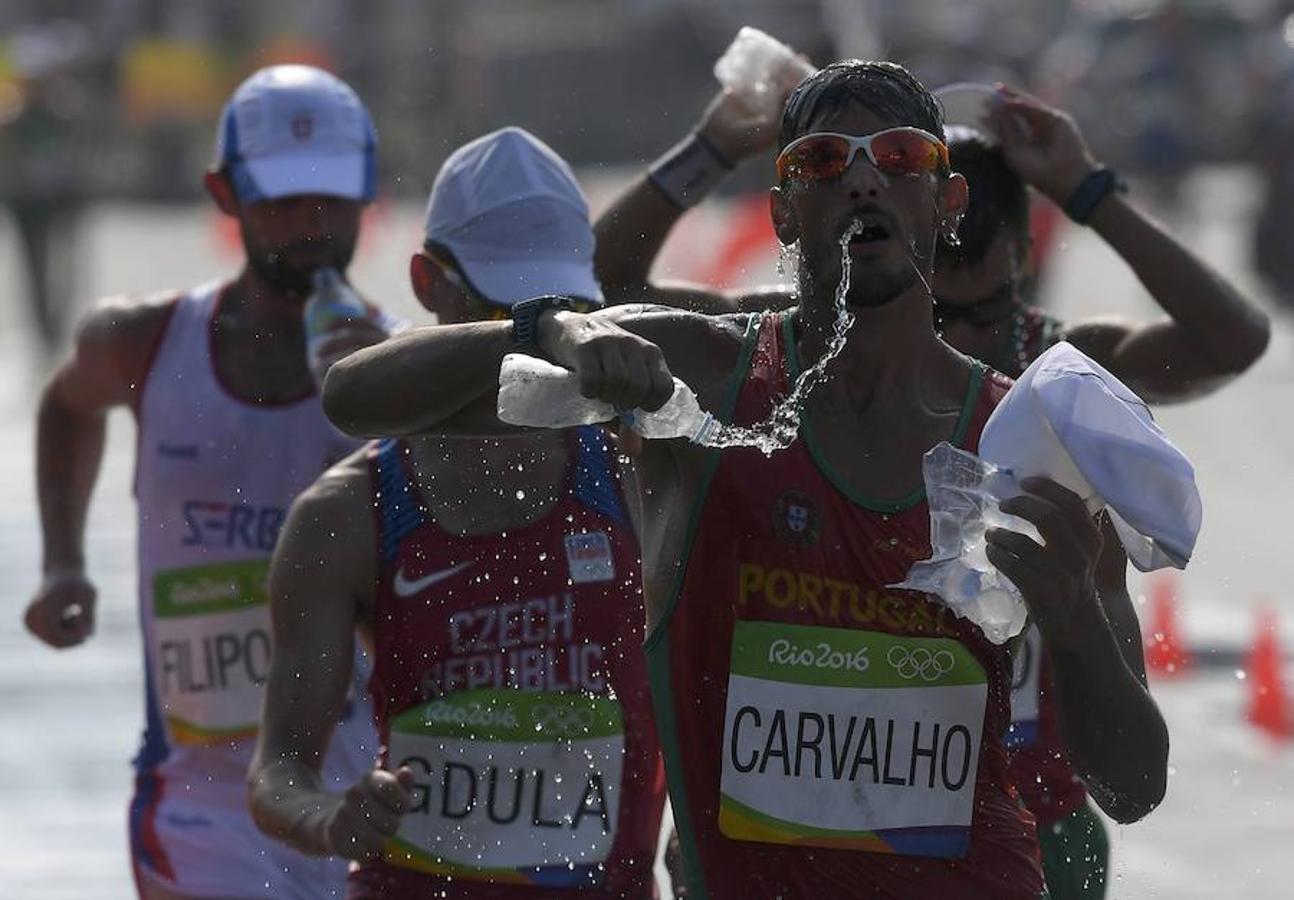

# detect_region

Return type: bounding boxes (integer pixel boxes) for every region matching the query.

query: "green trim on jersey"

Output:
[783,313,985,512]
[644,314,760,654]
[643,314,762,900]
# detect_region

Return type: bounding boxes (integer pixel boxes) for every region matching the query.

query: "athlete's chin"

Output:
[845,269,917,310]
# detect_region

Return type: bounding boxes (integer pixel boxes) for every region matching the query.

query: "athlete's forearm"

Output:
[1090,193,1270,377]
[248,756,340,857]
[1044,603,1169,823]
[323,320,513,438]
[594,176,688,304]
[36,387,107,574]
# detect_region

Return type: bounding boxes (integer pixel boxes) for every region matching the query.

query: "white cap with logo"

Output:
[424,127,603,308]
[215,65,377,203]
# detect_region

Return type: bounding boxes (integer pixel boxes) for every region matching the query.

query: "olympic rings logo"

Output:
[531,704,596,738]
[887,646,956,681]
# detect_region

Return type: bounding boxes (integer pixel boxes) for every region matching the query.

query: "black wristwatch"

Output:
[1063,167,1126,225]
[511,295,578,354]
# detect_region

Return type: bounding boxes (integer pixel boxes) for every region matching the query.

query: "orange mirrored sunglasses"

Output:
[776,127,950,183]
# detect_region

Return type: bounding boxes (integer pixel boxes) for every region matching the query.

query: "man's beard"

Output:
[245,236,354,297]
[847,262,920,309]
[802,246,923,310]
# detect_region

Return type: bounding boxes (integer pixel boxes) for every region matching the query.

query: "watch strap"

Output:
[1064,167,1125,225]
[511,295,576,353]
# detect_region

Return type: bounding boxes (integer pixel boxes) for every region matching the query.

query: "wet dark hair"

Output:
[941,129,1029,267]
[778,60,946,152]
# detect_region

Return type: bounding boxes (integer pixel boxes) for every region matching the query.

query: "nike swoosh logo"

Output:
[392,561,474,598]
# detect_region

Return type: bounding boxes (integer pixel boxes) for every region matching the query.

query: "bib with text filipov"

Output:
[151,559,272,746]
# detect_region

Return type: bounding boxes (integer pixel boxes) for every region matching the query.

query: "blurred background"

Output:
[4,0,1294,897]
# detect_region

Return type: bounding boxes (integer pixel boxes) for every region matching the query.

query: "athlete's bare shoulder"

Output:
[48,289,184,413]
[78,289,183,355]
[291,445,374,530]
[273,445,380,620]
[279,445,378,587]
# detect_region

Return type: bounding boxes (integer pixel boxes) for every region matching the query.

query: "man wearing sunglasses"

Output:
[932,93,1268,900]
[599,71,1268,900]
[322,61,1169,898]
[249,127,666,899]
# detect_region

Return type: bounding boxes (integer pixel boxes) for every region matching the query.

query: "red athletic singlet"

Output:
[646,314,1044,899]
[351,430,666,899]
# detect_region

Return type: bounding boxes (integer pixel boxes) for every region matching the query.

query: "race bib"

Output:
[151,560,272,746]
[386,688,624,886]
[720,621,987,858]
[1006,626,1043,749]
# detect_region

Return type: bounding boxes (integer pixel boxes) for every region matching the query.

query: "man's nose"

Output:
[841,153,887,200]
[280,196,336,234]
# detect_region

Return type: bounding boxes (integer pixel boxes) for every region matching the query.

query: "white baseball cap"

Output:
[424,127,603,308]
[215,65,377,203]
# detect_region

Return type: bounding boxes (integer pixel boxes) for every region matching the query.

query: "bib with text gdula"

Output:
[151,560,272,746]
[720,621,987,858]
[386,688,624,888]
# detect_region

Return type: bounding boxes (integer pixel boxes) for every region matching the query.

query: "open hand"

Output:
[985,477,1104,644]
[986,85,1100,205]
[699,56,809,164]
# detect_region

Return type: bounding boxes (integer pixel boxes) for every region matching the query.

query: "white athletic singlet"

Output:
[130,281,376,898]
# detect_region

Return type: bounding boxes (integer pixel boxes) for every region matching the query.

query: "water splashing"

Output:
[695,221,863,455]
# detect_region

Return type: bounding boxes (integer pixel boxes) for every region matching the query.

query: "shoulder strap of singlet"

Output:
[1021,306,1065,365]
[730,312,785,427]
[570,426,630,528]
[369,439,428,562]
[962,365,1013,454]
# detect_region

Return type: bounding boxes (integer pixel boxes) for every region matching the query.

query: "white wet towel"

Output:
[979,341,1201,571]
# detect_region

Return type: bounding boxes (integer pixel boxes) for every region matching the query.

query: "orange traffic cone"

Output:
[1245,608,1291,740]
[1144,573,1190,677]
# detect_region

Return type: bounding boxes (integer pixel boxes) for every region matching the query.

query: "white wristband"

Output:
[648,133,734,210]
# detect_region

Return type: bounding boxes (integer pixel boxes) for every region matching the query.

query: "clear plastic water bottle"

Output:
[713,27,816,116]
[497,353,717,443]
[303,268,375,387]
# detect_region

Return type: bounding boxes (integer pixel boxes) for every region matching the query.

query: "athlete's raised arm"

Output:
[27,296,174,648]
[248,454,413,861]
[594,80,800,315]
[989,87,1270,402]
[988,480,1168,823]
[323,304,745,439]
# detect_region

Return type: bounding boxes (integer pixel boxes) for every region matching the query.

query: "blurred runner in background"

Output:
[24,65,385,899]
[932,88,1268,900]
[0,23,96,349]
[249,127,666,899]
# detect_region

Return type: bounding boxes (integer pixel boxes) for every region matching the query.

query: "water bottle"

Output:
[497,353,717,443]
[713,27,816,116]
[303,268,375,387]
